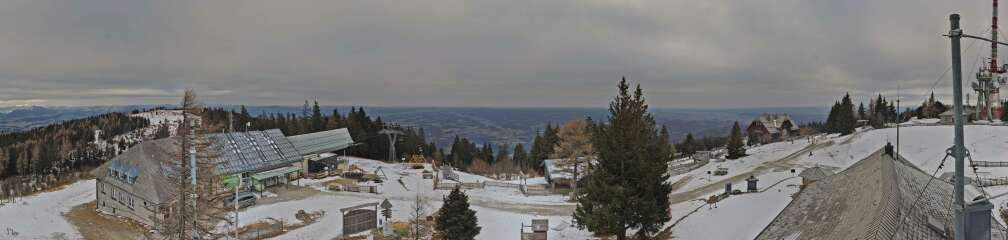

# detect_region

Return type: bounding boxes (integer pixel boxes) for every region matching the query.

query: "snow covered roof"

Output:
[287,128,355,155]
[756,149,1007,240]
[797,166,832,181]
[542,159,572,181]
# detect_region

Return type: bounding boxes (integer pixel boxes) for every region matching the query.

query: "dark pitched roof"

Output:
[753,114,798,134]
[91,138,178,203]
[756,149,1007,239]
[210,129,302,175]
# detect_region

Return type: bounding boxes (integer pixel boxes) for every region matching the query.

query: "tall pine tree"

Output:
[574,78,672,240]
[726,121,746,159]
[435,186,480,240]
[512,143,528,171]
[680,133,697,155]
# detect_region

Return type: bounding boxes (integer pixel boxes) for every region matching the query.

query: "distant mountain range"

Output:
[0,105,827,148]
[0,105,155,133]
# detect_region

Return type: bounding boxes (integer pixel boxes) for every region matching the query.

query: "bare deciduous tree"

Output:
[411,193,431,240]
[161,89,228,239]
[552,119,593,200]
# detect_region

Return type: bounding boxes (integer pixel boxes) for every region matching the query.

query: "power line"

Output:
[911,30,985,107]
[888,149,952,240]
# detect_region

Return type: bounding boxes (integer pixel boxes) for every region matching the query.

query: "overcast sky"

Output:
[0,0,999,108]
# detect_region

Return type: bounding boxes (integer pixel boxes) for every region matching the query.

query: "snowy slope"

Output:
[0,180,95,239]
[793,125,1008,179]
[668,140,810,194]
[668,171,800,239]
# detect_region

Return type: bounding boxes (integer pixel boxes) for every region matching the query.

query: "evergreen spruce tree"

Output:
[435,186,480,240]
[1003,101,1008,122]
[681,133,696,155]
[825,102,839,133]
[857,102,866,120]
[3,148,17,178]
[726,121,746,159]
[311,101,323,132]
[240,105,249,118]
[529,132,546,172]
[659,125,675,155]
[512,143,528,170]
[574,78,672,240]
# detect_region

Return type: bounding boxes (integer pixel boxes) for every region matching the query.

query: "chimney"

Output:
[965,196,994,239]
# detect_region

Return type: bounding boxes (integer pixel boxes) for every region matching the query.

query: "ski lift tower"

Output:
[378,128,404,162]
[975,0,1008,121]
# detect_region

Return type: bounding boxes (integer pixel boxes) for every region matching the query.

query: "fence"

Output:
[975,177,1008,187]
[521,185,550,196]
[974,161,1008,168]
[434,182,482,190]
[484,181,522,189]
[670,158,709,176]
[442,168,460,181]
[433,180,553,196]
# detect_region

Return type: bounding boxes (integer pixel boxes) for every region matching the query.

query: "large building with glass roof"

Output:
[90,128,354,229]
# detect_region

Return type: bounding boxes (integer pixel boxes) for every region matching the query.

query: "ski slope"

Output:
[0,180,95,239]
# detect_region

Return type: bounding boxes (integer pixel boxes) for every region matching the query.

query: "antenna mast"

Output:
[976,0,1007,121]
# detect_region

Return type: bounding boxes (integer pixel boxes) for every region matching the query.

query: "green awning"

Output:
[252,166,301,181]
[222,174,241,189]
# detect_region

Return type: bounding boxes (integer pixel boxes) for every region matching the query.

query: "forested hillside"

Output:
[0,112,149,193]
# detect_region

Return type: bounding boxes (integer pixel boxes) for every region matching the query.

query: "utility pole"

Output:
[190,119,199,240]
[233,177,242,240]
[948,13,967,240]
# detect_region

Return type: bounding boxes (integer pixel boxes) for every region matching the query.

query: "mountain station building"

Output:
[90,128,353,230]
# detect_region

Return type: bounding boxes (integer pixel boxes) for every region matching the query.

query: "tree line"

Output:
[200,102,438,162]
[823,93,901,135]
[0,112,149,181]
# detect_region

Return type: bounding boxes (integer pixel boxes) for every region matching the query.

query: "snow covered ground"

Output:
[230,156,588,239]
[668,171,800,239]
[11,122,1008,240]
[792,125,1008,177]
[0,180,95,239]
[668,140,810,194]
[130,110,185,139]
[237,193,591,240]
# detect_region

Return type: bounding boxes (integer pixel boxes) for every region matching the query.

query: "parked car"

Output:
[224,192,257,209]
[713,167,729,176]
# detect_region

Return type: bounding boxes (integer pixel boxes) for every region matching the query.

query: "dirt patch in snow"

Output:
[669,176,693,192]
[65,201,152,240]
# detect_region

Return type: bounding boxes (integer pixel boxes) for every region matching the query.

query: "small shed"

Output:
[521,219,549,240]
[939,108,976,124]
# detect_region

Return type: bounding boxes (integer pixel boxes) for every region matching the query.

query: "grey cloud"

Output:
[0,0,995,108]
